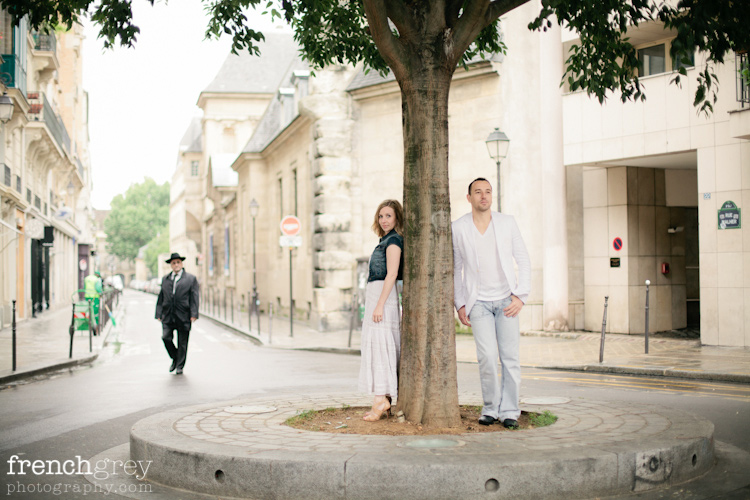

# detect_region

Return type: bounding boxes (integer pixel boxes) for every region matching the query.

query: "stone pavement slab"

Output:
[128,394,715,500]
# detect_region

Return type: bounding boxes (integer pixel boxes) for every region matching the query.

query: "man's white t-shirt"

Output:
[473,222,511,301]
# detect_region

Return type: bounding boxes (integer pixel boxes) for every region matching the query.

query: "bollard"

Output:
[290,299,294,338]
[230,289,234,324]
[87,300,93,353]
[224,289,227,321]
[645,279,650,354]
[12,300,17,371]
[348,292,357,348]
[69,298,75,359]
[599,296,609,363]
[255,293,260,338]
[269,302,273,344]
[247,290,260,335]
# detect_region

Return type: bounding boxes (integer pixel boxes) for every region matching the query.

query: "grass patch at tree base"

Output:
[284,405,557,436]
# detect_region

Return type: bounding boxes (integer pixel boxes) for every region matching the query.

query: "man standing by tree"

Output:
[453,178,530,428]
[156,253,200,375]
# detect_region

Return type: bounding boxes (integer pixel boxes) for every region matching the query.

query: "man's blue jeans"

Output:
[470,297,521,421]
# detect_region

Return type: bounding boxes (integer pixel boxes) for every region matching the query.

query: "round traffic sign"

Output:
[280,215,301,236]
[613,237,623,251]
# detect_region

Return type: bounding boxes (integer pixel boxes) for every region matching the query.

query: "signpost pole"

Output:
[289,248,293,338]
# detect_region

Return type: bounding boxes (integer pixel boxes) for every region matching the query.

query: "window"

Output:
[26,188,31,203]
[34,195,41,210]
[15,175,21,193]
[209,233,214,276]
[2,164,9,186]
[672,50,694,72]
[190,161,199,177]
[224,225,230,276]
[292,168,298,216]
[638,44,665,77]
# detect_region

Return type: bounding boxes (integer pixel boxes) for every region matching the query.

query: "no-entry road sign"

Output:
[280,215,301,236]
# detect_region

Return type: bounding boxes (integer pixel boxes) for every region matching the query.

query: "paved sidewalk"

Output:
[2,289,750,384]
[205,307,750,384]
[0,301,116,384]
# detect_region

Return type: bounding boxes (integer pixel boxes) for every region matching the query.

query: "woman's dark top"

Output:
[367,230,404,282]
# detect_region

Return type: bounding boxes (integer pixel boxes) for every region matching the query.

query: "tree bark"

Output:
[396,57,461,427]
[361,0,520,428]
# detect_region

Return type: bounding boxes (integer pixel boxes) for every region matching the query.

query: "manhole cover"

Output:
[401,439,463,449]
[521,397,570,405]
[224,405,277,414]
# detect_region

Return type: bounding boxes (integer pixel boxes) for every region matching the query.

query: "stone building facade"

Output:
[0,14,95,328]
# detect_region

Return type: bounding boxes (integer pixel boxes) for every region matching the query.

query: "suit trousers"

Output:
[470,297,521,421]
[162,322,191,370]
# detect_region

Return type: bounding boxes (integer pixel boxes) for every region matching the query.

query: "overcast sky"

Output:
[82,0,286,209]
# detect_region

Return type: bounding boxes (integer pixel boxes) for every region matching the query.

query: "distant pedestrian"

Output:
[84,271,103,335]
[358,200,404,421]
[453,178,530,429]
[156,253,200,375]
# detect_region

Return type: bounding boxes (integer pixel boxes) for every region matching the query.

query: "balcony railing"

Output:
[32,31,57,53]
[0,54,28,97]
[738,52,749,108]
[28,91,71,154]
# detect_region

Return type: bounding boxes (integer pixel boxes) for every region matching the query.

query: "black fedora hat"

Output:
[165,252,187,263]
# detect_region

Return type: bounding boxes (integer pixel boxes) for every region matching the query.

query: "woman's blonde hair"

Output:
[372,199,404,237]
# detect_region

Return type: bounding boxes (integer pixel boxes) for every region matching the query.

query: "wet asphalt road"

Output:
[1,289,748,499]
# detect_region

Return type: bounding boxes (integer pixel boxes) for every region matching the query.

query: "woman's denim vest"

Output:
[367,230,404,282]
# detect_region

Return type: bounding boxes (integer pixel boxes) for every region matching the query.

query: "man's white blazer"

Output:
[452,212,531,316]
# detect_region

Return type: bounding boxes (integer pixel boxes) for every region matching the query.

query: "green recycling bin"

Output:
[87,298,100,327]
[73,301,91,331]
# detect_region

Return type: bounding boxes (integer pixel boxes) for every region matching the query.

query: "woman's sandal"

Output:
[363,397,391,422]
[364,396,392,418]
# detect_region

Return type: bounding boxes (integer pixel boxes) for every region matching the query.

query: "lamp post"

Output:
[485,128,510,212]
[249,198,260,334]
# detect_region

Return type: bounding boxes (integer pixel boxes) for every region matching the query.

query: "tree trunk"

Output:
[396,58,461,428]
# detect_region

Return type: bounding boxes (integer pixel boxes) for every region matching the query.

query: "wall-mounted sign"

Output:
[613,237,623,251]
[718,201,741,229]
[610,258,621,268]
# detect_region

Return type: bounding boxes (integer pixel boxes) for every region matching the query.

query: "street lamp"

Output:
[0,94,14,123]
[249,198,260,334]
[485,128,510,212]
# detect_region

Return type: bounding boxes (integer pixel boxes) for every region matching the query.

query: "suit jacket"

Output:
[452,212,531,316]
[155,270,200,326]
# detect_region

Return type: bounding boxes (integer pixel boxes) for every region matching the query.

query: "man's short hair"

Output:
[468,177,491,194]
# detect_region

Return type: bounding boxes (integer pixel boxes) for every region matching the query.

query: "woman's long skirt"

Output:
[357,280,401,400]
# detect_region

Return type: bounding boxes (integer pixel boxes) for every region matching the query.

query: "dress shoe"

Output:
[502,418,519,429]
[478,415,497,426]
[169,360,177,372]
[175,368,183,375]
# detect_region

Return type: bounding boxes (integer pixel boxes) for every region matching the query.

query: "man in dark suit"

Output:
[156,253,200,374]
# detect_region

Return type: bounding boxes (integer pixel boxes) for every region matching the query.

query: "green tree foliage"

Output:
[144,229,170,277]
[104,178,170,261]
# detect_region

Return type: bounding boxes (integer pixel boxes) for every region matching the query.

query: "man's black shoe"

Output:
[502,418,519,429]
[175,368,183,375]
[169,360,177,372]
[478,415,497,426]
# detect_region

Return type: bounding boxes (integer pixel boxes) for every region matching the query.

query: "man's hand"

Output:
[157,318,162,322]
[503,296,524,318]
[457,306,471,327]
[191,317,197,323]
